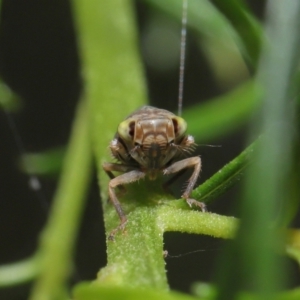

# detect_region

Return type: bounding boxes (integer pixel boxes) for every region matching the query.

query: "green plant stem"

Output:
[74,284,198,300]
[158,206,237,238]
[95,197,237,290]
[0,256,40,287]
[97,205,169,290]
[29,100,92,300]
[71,0,147,198]
[191,140,256,203]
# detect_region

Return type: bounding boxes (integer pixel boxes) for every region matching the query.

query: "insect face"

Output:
[117,106,187,174]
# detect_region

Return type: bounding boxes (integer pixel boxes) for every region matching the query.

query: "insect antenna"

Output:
[198,144,222,148]
[177,0,188,117]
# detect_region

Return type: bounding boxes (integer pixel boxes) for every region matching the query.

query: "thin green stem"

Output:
[191,140,256,203]
[29,100,92,300]
[0,256,40,287]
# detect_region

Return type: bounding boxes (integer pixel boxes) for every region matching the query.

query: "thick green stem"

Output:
[95,193,237,291]
[97,206,168,290]
[71,0,147,202]
[158,206,237,238]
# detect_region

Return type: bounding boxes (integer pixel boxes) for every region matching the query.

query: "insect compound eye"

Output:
[172,116,187,137]
[118,118,136,141]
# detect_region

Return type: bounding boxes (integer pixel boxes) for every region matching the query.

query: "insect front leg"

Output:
[103,163,145,239]
[103,162,137,180]
[103,162,137,194]
[163,156,206,211]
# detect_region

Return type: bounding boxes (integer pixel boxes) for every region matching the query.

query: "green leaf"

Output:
[144,0,262,71]
[183,80,261,143]
[210,0,262,69]
[0,81,21,112]
[20,147,65,176]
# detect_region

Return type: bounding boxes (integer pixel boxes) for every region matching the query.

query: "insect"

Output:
[103,106,206,239]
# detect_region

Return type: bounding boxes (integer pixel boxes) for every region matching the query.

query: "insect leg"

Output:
[102,162,136,179]
[103,162,137,194]
[163,156,206,211]
[106,169,145,239]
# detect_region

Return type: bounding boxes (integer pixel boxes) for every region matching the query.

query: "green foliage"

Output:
[0,0,300,300]
[184,80,261,143]
[0,81,21,111]
[20,147,65,176]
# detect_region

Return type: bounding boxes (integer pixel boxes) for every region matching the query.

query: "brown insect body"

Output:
[111,106,193,179]
[103,105,206,239]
